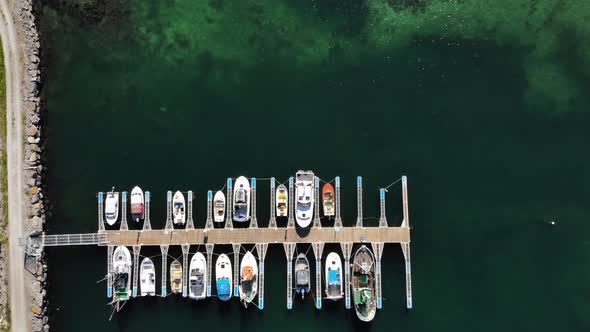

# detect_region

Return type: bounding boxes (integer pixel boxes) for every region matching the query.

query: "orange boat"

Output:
[322,183,335,217]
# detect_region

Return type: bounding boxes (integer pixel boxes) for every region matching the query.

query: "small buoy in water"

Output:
[545,220,557,226]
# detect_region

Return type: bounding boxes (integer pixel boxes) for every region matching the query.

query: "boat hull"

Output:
[130,186,145,222]
[295,170,314,228]
[294,254,310,298]
[352,246,376,322]
[233,176,251,222]
[140,257,156,296]
[213,190,226,222]
[276,185,288,217]
[322,183,335,217]
[105,192,119,226]
[113,246,132,302]
[189,252,207,300]
[239,251,258,305]
[170,260,183,294]
[325,252,343,301]
[215,254,232,301]
[173,191,186,225]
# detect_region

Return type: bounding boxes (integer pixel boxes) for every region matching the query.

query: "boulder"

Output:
[25,125,38,136]
[31,305,41,315]
[27,136,36,144]
[30,186,39,195]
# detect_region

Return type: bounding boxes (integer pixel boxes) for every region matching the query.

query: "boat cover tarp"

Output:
[328,269,340,285]
[217,279,231,296]
[242,266,254,281]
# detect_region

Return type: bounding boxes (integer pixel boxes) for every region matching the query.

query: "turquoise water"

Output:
[40,1,590,331]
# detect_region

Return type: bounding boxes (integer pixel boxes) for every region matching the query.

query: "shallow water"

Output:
[40,1,590,331]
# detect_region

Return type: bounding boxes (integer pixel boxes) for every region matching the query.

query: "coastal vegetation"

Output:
[0,41,10,332]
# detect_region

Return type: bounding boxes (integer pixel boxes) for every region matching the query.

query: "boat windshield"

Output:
[235,189,246,203]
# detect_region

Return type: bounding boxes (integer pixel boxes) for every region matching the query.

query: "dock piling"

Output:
[120,191,128,231]
[206,244,214,297]
[312,242,324,309]
[334,177,343,229]
[249,178,258,228]
[283,243,295,309]
[371,242,384,309]
[356,177,363,227]
[256,243,267,309]
[107,245,113,298]
[160,245,169,297]
[132,245,140,297]
[287,177,295,228]
[186,191,194,230]
[268,177,277,229]
[225,179,233,230]
[313,177,321,228]
[379,188,388,227]
[182,244,189,297]
[98,192,105,232]
[165,191,173,232]
[143,191,151,231]
[205,190,214,230]
[340,242,352,309]
[232,243,240,297]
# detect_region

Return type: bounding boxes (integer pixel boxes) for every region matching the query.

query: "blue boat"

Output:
[216,253,233,301]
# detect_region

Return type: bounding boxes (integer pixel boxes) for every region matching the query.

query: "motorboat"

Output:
[112,246,131,311]
[322,183,335,217]
[173,191,186,225]
[276,184,288,217]
[233,176,250,222]
[352,245,376,322]
[213,190,226,223]
[140,257,156,296]
[170,259,183,294]
[189,252,207,300]
[325,252,343,300]
[105,189,119,226]
[216,253,232,301]
[130,186,145,222]
[239,251,258,307]
[295,170,314,227]
[294,253,310,299]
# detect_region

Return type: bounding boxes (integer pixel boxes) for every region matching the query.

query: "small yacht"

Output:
[130,186,145,222]
[213,190,226,223]
[112,246,131,311]
[276,184,288,217]
[105,189,119,226]
[239,251,258,307]
[322,183,335,217]
[352,245,376,322]
[170,259,183,294]
[172,191,186,225]
[215,254,232,302]
[140,257,156,296]
[233,176,251,222]
[324,252,343,301]
[294,253,310,299]
[189,253,207,300]
[295,170,315,228]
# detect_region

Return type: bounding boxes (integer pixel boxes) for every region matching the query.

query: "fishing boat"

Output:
[233,176,250,222]
[352,245,376,322]
[112,246,131,311]
[295,170,314,228]
[170,259,183,294]
[322,183,335,217]
[239,251,258,307]
[189,252,207,300]
[105,189,119,226]
[213,190,226,223]
[276,184,288,217]
[173,191,186,225]
[140,257,156,296]
[130,186,145,222]
[325,252,343,301]
[215,253,232,302]
[294,253,310,299]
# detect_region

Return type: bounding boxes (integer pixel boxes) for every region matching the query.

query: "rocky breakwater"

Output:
[13,0,48,331]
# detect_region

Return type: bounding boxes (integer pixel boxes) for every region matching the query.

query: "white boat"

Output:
[130,186,145,222]
[189,252,207,300]
[295,254,310,299]
[173,191,186,225]
[213,190,226,223]
[239,251,258,307]
[112,246,131,311]
[325,252,343,301]
[233,176,250,222]
[105,190,119,226]
[140,257,156,296]
[215,254,232,301]
[170,259,183,294]
[352,245,376,322]
[276,184,288,217]
[295,170,314,228]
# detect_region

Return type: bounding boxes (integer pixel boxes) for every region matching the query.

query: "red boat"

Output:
[322,183,335,217]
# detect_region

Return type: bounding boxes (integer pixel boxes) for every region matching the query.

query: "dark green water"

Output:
[40,0,590,331]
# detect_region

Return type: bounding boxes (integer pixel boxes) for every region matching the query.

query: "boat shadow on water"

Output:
[295,224,311,238]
